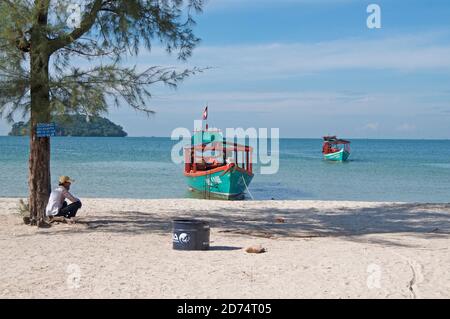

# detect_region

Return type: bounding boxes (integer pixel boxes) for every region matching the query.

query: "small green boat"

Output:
[184,129,254,200]
[322,136,351,162]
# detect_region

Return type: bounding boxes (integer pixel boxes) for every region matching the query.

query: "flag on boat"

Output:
[202,106,208,120]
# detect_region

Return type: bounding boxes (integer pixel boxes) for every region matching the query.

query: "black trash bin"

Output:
[172,219,210,251]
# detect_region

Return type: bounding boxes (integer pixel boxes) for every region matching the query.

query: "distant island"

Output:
[9,115,128,137]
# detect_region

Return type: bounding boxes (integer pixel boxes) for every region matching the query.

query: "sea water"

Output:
[0,136,449,202]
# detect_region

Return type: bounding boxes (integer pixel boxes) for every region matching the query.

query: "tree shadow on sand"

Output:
[33,202,450,247]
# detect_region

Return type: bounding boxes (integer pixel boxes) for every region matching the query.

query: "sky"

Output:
[1,0,450,138]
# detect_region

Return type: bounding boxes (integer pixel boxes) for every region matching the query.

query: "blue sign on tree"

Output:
[36,123,56,137]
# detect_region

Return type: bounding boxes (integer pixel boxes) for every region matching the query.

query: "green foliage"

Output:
[0,0,205,121]
[9,114,128,137]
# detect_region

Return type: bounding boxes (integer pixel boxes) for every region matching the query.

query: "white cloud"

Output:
[362,122,380,131]
[132,31,450,82]
[4,31,450,138]
[396,123,416,132]
[142,89,449,120]
[205,0,355,11]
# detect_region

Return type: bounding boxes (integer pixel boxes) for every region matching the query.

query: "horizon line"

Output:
[1,135,450,141]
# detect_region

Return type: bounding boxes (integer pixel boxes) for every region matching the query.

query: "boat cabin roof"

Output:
[323,136,350,144]
[185,141,253,153]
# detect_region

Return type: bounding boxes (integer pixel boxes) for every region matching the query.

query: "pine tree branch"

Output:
[16,30,31,53]
[1,1,32,52]
[61,45,119,57]
[34,0,50,26]
[48,0,104,53]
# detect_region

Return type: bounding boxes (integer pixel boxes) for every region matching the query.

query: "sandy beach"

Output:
[0,198,449,299]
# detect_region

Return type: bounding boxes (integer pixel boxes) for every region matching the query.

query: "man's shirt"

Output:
[45,186,80,216]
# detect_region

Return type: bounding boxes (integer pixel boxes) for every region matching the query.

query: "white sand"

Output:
[0,198,449,299]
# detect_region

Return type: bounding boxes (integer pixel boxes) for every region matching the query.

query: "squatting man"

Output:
[45,176,82,219]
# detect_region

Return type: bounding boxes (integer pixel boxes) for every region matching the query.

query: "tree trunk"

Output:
[28,30,51,226]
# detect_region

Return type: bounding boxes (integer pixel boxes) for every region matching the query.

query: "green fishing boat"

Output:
[322,136,351,162]
[184,109,254,199]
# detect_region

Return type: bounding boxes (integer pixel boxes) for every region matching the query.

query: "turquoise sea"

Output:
[1,136,449,202]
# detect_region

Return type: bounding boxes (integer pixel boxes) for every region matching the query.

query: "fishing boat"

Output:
[184,108,254,199]
[322,136,351,162]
